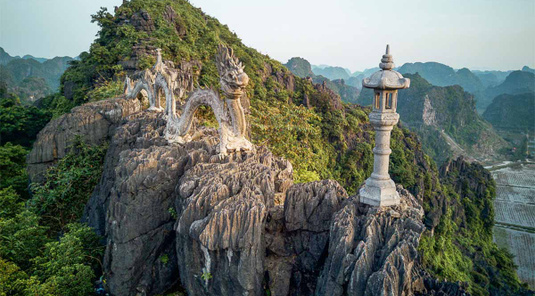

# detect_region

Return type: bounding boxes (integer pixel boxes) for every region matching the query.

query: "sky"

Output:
[1,0,534,71]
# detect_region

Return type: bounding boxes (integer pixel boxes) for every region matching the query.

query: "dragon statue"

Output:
[124,45,253,155]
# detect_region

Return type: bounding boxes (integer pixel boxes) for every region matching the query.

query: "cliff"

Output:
[28,97,447,296]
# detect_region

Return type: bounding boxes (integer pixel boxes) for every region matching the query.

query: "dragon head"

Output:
[216,45,249,99]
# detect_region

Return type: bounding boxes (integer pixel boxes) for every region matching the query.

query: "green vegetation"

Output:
[483,92,535,132]
[0,139,106,295]
[30,137,108,233]
[0,143,29,198]
[0,0,529,295]
[250,100,327,183]
[283,57,314,78]
[201,271,213,281]
[0,85,51,147]
[160,254,170,265]
[0,84,106,295]
[0,222,103,296]
[420,160,531,295]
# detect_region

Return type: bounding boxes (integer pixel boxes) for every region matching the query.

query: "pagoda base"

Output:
[359,177,400,207]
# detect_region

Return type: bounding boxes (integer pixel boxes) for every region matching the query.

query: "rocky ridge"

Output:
[27,96,452,296]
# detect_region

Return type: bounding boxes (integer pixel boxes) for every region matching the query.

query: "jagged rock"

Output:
[27,97,143,183]
[311,81,343,111]
[262,62,295,93]
[316,186,426,296]
[174,146,292,296]
[284,180,348,232]
[422,95,437,126]
[130,9,155,33]
[163,5,187,37]
[29,96,442,296]
[413,268,469,296]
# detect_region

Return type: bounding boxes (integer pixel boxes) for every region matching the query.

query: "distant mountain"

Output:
[284,57,315,78]
[479,70,535,112]
[522,66,535,74]
[312,75,360,104]
[0,47,74,102]
[345,68,379,90]
[472,70,512,88]
[346,76,362,89]
[0,47,18,65]
[356,68,380,77]
[313,64,351,75]
[398,62,484,94]
[22,54,48,63]
[358,73,508,163]
[311,65,350,80]
[284,57,359,103]
[483,92,535,132]
[0,48,48,64]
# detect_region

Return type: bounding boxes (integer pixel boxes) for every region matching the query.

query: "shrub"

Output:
[30,137,107,232]
[0,143,29,197]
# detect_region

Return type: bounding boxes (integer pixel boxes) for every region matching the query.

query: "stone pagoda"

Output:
[359,45,410,207]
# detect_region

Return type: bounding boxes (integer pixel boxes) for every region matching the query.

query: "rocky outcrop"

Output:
[262,61,296,93]
[27,96,144,183]
[266,180,349,296]
[162,5,187,37]
[128,9,156,33]
[422,95,437,126]
[316,186,425,296]
[29,97,442,295]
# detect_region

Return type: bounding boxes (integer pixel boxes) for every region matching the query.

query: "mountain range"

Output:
[0,47,75,102]
[298,59,535,114]
[284,57,360,103]
[357,73,509,163]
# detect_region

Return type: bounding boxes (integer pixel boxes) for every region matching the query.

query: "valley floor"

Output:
[488,161,535,289]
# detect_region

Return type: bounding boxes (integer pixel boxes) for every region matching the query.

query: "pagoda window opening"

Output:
[386,93,392,109]
[374,92,380,109]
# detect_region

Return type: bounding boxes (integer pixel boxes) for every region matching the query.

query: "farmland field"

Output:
[491,162,535,289]
[494,227,535,288]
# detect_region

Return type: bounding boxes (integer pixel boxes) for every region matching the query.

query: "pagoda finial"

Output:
[380,44,394,70]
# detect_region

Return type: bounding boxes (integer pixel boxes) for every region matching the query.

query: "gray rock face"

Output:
[30,97,438,296]
[316,186,425,296]
[174,146,292,296]
[27,97,143,183]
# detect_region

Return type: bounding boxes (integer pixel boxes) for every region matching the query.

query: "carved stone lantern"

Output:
[359,45,410,207]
